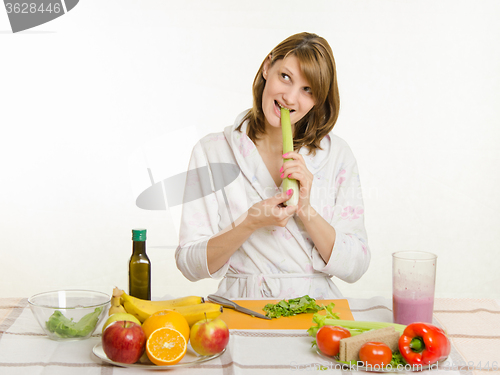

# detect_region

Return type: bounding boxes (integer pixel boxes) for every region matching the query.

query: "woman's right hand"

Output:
[245,190,298,230]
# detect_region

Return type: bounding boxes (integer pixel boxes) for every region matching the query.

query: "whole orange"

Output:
[142,310,190,342]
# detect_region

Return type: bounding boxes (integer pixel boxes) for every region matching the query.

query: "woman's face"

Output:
[261,54,316,130]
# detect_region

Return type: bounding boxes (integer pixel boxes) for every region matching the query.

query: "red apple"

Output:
[102,321,146,364]
[190,317,229,356]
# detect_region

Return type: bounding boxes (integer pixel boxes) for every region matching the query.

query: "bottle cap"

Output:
[132,229,147,241]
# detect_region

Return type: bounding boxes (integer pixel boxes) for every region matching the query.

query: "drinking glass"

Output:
[392,251,437,325]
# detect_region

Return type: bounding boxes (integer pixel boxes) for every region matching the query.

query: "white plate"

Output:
[315,348,447,372]
[93,342,225,370]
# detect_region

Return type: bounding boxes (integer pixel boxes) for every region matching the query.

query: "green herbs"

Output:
[390,350,407,367]
[263,295,326,318]
[45,307,103,338]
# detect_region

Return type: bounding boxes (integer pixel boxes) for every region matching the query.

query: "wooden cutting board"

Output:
[217,299,353,330]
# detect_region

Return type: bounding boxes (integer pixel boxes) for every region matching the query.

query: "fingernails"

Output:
[287,189,293,195]
[282,153,289,158]
[279,166,283,173]
[281,173,284,178]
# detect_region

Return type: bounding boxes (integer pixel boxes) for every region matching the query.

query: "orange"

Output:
[146,327,187,366]
[142,310,190,342]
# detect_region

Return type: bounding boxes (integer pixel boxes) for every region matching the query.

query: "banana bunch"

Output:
[109,287,127,315]
[110,288,223,326]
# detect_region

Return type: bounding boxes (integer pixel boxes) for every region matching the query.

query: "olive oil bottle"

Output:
[129,229,151,300]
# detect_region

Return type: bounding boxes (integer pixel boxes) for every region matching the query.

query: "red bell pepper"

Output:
[398,322,451,365]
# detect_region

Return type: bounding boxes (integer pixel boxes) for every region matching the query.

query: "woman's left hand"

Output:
[281,151,314,214]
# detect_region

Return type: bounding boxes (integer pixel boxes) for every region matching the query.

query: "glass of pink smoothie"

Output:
[392,251,437,325]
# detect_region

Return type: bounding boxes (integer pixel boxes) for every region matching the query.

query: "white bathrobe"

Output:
[175,112,370,299]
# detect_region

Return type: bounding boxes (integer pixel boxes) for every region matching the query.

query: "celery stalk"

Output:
[307,317,407,338]
[281,107,299,206]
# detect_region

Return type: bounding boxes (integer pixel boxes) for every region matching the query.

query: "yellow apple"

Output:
[102,313,141,333]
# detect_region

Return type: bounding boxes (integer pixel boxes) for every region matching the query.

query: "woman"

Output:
[175,32,370,299]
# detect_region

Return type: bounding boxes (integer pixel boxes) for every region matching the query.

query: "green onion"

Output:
[281,107,299,206]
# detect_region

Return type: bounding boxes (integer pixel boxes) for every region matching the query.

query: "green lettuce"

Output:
[45,307,103,338]
[263,295,331,318]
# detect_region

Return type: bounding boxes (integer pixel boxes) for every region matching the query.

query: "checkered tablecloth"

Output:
[0,296,498,374]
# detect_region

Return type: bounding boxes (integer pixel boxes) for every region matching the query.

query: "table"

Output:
[1,296,499,374]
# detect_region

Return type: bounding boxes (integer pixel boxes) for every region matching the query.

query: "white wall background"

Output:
[1,0,499,300]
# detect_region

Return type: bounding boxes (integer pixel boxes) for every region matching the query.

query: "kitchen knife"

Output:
[207,294,272,320]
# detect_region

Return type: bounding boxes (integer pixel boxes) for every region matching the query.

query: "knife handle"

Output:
[207,294,236,309]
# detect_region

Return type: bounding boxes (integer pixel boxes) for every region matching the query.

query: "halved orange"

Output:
[142,310,190,343]
[146,327,187,366]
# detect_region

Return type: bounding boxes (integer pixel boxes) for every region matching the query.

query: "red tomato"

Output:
[359,342,392,367]
[316,326,351,357]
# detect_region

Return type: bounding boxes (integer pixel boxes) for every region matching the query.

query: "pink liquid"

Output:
[393,294,434,325]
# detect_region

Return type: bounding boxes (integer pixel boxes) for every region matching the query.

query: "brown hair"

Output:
[237,32,340,155]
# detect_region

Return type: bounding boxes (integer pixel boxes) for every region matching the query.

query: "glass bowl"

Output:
[28,290,110,341]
